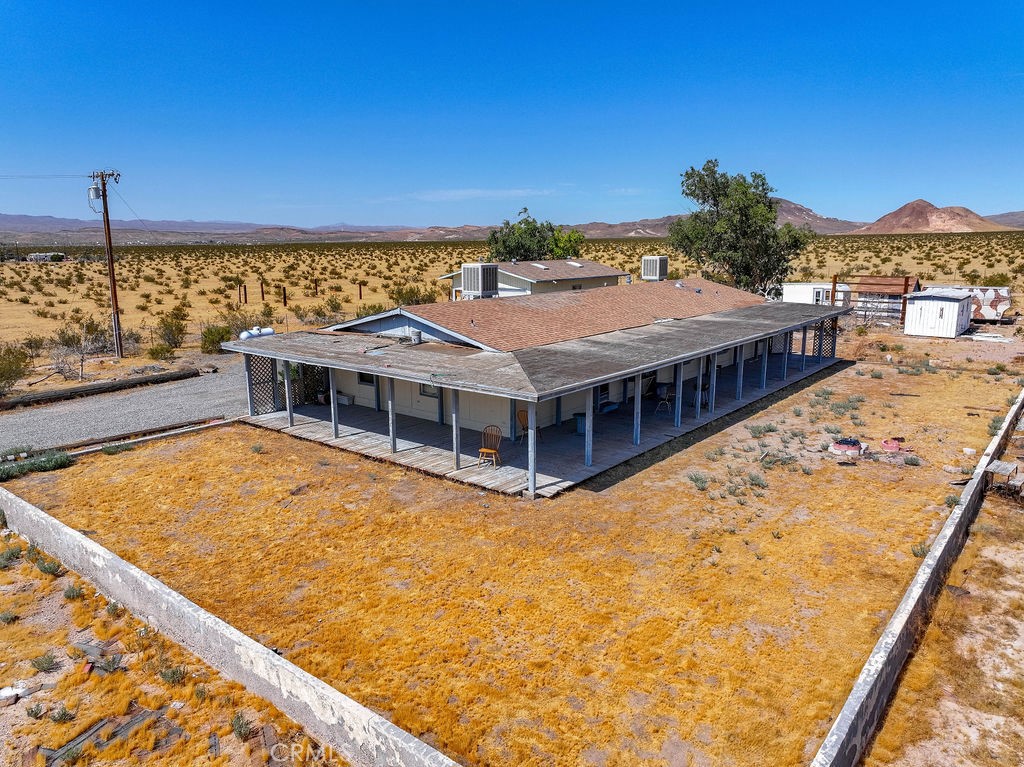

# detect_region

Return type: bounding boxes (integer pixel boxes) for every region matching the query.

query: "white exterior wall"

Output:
[904,297,971,338]
[782,283,852,307]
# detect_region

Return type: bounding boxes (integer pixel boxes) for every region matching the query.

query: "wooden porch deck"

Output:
[241,353,840,498]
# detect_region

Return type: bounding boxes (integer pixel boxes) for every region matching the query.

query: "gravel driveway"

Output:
[0,356,247,451]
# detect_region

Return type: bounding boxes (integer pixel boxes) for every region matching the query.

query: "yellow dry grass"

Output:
[0,240,672,345]
[0,536,345,766]
[6,353,1019,765]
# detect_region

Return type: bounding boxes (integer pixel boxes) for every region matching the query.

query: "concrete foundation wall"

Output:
[811,386,1024,767]
[0,489,457,767]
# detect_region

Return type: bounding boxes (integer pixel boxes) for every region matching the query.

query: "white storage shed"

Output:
[903,289,972,338]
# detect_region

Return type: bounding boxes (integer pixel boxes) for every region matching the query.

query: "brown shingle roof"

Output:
[406,278,764,352]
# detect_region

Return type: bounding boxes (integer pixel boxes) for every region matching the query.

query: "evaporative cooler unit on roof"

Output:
[461,263,499,299]
[641,255,669,282]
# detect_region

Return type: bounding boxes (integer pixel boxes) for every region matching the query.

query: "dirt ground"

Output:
[4,331,1020,766]
[863,461,1024,765]
[0,532,345,766]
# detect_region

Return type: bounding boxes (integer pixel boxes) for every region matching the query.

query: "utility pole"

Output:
[89,170,123,358]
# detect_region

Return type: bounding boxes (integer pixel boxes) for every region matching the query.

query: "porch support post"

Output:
[673,362,683,428]
[816,322,824,364]
[759,341,769,389]
[829,318,838,358]
[243,354,255,416]
[450,389,461,470]
[283,360,294,427]
[555,396,562,426]
[801,326,808,371]
[584,388,594,467]
[735,347,745,400]
[527,401,537,496]
[328,367,339,438]
[509,399,516,440]
[374,375,382,412]
[781,333,790,380]
[694,356,704,419]
[708,353,718,413]
[386,376,397,453]
[632,373,642,445]
[436,386,444,424]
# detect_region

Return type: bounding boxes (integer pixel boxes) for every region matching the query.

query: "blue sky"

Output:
[2,1,1022,228]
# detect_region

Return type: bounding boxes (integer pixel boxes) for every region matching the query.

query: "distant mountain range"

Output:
[0,198,1018,246]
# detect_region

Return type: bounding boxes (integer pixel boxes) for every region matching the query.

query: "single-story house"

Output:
[440,259,628,300]
[224,279,849,497]
[847,275,921,323]
[781,281,852,307]
[903,289,973,338]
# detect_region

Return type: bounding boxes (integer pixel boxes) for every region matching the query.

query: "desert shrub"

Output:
[155,302,189,348]
[200,325,232,354]
[36,558,64,576]
[50,704,75,722]
[231,711,253,740]
[945,494,960,508]
[31,652,59,672]
[746,423,778,437]
[146,343,174,361]
[687,471,710,491]
[386,281,439,307]
[159,665,186,685]
[0,609,17,624]
[988,416,1004,436]
[63,584,84,600]
[903,455,922,466]
[0,450,74,482]
[911,542,929,558]
[356,302,389,318]
[0,343,31,397]
[214,303,275,336]
[870,370,884,379]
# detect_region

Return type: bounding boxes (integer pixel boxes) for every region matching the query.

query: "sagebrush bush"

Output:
[200,324,232,354]
[0,342,30,397]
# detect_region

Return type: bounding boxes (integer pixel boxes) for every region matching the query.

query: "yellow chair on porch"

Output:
[478,425,503,467]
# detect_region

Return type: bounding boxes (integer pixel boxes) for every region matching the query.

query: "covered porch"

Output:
[241,342,840,498]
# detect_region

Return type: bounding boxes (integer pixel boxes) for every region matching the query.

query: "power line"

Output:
[110,185,154,233]
[0,174,90,179]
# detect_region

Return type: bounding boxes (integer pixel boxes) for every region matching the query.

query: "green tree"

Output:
[486,208,584,262]
[550,226,584,260]
[0,343,31,397]
[668,159,814,297]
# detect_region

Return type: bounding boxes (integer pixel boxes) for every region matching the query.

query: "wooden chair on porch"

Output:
[478,425,503,467]
[516,409,542,443]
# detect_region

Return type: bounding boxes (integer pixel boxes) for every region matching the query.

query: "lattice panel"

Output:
[823,318,838,357]
[248,355,279,415]
[300,365,327,405]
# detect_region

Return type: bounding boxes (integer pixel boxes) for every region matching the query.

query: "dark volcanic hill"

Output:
[848,199,1018,234]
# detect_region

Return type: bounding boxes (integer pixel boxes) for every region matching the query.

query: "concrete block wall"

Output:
[810,386,1024,767]
[0,489,457,767]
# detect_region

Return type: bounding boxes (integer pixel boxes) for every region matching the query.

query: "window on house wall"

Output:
[358,372,375,386]
[813,288,832,304]
[419,383,439,398]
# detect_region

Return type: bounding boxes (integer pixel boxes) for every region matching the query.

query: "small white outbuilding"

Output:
[903,288,972,338]
[780,282,851,307]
